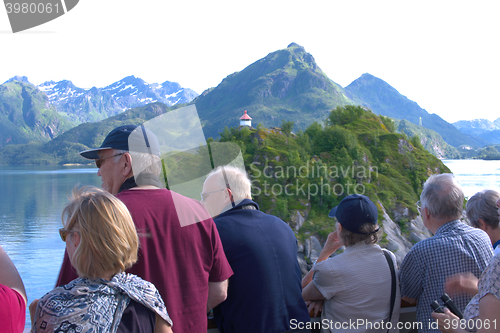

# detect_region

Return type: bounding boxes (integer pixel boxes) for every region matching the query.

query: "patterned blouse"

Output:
[32,272,172,333]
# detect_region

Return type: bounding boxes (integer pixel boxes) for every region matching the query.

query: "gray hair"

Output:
[420,173,464,220]
[115,149,162,176]
[466,190,500,229]
[205,165,251,201]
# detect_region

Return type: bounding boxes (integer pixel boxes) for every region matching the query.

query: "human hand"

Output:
[445,273,478,298]
[305,300,324,318]
[29,299,39,326]
[320,229,343,257]
[431,307,461,333]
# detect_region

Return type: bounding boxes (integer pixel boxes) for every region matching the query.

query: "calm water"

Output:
[0,165,100,329]
[2,160,500,329]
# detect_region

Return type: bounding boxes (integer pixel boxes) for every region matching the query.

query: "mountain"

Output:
[38,76,198,123]
[195,43,354,139]
[0,102,175,165]
[0,80,75,147]
[394,119,460,159]
[344,73,489,148]
[453,118,500,144]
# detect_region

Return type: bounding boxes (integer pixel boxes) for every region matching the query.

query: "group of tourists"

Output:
[1,124,500,333]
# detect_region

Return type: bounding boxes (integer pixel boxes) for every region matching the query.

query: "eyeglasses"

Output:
[95,153,124,168]
[416,200,423,212]
[200,188,225,201]
[59,228,76,242]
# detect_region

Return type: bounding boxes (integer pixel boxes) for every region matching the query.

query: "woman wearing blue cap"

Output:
[302,194,400,333]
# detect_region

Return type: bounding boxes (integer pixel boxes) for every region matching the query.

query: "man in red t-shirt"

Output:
[56,125,233,333]
[0,244,27,333]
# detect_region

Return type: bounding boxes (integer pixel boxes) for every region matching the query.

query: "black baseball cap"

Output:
[328,194,378,234]
[79,124,160,160]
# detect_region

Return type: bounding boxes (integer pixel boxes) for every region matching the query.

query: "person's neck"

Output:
[130,185,159,190]
[430,217,458,234]
[490,228,500,248]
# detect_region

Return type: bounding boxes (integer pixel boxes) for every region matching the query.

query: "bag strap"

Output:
[383,249,396,332]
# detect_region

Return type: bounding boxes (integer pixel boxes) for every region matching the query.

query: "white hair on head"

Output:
[112,149,161,176]
[466,189,500,229]
[420,173,464,220]
[205,165,251,201]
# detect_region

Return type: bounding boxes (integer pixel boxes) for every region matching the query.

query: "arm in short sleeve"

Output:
[399,246,425,301]
[208,221,233,282]
[0,245,26,306]
[312,262,338,300]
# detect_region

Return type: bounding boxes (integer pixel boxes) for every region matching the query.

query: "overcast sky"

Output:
[1,0,498,123]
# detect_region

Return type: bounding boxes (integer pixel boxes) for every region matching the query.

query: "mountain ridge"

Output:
[344,73,488,148]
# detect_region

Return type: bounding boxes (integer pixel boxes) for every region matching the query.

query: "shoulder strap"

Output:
[383,249,396,331]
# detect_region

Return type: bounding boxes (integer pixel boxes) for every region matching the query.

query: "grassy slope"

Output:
[218,106,449,242]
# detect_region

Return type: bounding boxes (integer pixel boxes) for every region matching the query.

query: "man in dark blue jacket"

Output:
[202,165,311,333]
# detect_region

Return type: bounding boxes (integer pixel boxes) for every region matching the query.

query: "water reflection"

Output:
[0,165,100,329]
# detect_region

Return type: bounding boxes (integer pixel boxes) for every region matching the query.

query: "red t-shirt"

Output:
[57,189,233,333]
[0,284,26,333]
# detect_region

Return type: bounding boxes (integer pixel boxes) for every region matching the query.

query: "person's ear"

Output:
[227,188,234,202]
[71,232,80,248]
[423,206,431,220]
[122,152,133,177]
[477,219,488,231]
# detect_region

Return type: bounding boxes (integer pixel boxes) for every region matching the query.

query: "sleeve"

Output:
[312,261,338,300]
[399,246,424,300]
[477,255,500,301]
[208,220,233,282]
[0,284,26,333]
[55,249,78,287]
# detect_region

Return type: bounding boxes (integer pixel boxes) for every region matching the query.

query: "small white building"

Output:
[239,110,252,127]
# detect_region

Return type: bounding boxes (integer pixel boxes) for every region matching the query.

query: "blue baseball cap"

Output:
[329,194,378,234]
[79,125,160,160]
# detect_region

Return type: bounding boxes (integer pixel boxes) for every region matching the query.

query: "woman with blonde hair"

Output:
[30,186,173,333]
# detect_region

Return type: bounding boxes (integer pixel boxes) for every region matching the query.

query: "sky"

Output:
[1,0,499,124]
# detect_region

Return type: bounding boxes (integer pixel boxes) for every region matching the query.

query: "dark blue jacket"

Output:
[213,199,310,333]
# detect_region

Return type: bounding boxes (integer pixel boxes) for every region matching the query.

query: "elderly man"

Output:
[202,166,311,333]
[56,125,233,333]
[399,173,493,333]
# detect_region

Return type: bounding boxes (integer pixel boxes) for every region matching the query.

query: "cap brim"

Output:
[79,147,115,160]
[328,206,338,218]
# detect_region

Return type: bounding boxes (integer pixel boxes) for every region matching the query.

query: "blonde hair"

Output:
[338,222,380,247]
[62,186,139,279]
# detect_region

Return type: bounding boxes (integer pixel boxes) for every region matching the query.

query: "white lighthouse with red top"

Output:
[239,110,252,127]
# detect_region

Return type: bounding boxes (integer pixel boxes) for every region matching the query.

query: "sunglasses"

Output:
[95,153,124,168]
[59,228,76,242]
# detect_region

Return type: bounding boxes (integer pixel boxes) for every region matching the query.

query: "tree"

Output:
[281,120,294,136]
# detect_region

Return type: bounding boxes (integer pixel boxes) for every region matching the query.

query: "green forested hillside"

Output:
[0,103,175,165]
[345,73,488,148]
[394,119,461,159]
[217,105,450,240]
[0,81,74,147]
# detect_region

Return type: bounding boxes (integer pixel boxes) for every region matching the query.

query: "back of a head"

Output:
[206,165,251,202]
[466,189,500,229]
[62,186,139,279]
[421,173,464,220]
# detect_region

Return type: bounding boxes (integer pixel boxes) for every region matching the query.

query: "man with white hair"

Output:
[399,173,493,333]
[202,165,311,333]
[56,125,233,333]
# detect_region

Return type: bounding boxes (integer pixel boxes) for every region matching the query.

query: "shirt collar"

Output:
[434,219,462,235]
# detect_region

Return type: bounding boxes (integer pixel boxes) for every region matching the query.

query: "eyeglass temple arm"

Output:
[221,167,235,208]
